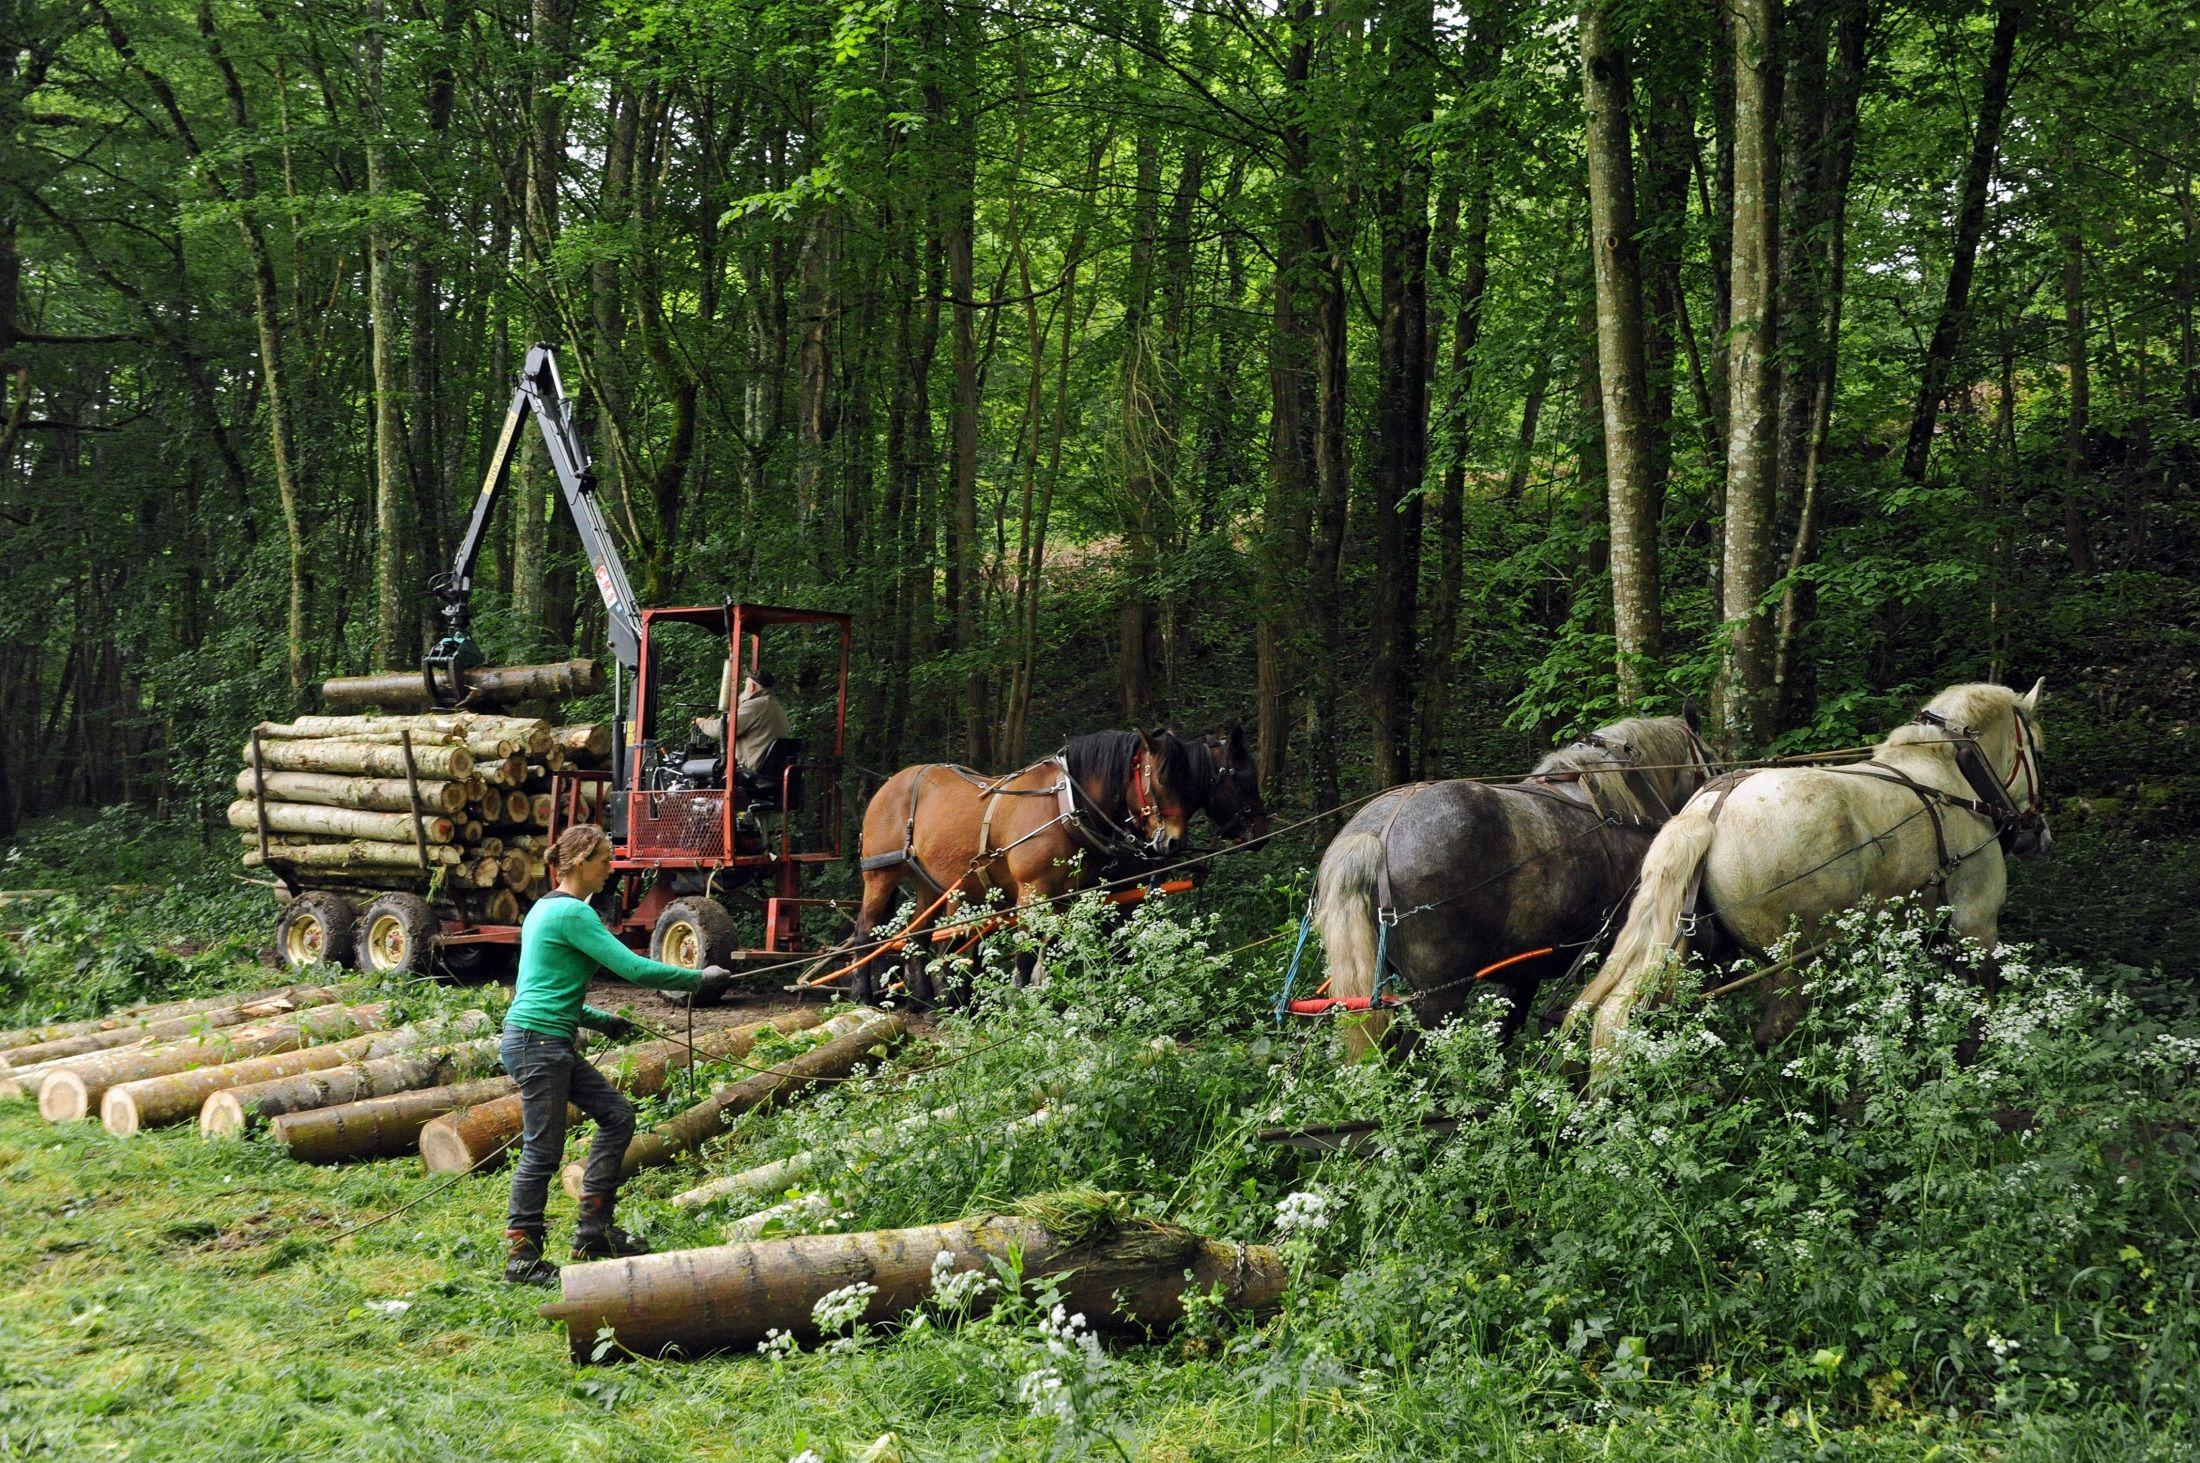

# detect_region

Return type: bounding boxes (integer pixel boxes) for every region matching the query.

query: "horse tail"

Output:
[1313,830,1389,1058]
[1568,801,1718,1050]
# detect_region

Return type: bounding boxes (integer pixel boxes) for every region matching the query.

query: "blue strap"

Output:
[1270,901,1317,1025]
[1372,915,1393,1004]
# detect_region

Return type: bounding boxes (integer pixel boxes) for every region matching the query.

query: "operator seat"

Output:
[740,736,803,812]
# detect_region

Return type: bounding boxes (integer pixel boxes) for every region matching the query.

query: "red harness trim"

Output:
[1285,946,1558,1017]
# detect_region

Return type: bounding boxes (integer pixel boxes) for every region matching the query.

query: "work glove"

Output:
[590,1014,638,1042]
[681,965,735,1008]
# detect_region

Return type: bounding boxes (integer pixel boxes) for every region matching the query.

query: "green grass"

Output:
[4,810,2199,1460]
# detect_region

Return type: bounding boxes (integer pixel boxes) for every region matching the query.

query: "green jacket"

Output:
[505,893,700,1039]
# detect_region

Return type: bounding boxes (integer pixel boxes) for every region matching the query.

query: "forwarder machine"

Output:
[282,344,852,981]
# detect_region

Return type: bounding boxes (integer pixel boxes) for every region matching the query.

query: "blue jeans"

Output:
[499,1028,635,1232]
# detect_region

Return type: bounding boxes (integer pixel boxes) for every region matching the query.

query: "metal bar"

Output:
[399,732,431,872]
[249,729,272,868]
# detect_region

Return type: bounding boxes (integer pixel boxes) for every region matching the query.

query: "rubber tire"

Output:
[276,892,356,971]
[651,897,737,974]
[353,893,441,978]
[440,942,517,982]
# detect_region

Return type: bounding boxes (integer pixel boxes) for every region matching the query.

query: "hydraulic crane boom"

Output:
[425,343,643,697]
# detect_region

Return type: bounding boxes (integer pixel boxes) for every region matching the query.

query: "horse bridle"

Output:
[1122,742,1190,853]
[1914,705,2047,856]
[1199,733,1265,842]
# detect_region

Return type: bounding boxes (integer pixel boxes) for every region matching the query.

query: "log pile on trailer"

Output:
[236,692,613,974]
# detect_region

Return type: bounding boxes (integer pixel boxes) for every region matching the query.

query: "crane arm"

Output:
[425,345,644,702]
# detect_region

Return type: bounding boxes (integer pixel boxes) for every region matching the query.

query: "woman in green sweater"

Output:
[501,824,730,1285]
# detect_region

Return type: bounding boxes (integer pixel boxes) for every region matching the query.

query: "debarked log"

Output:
[39,1003,387,1122]
[101,1011,493,1135]
[244,843,461,872]
[0,984,347,1087]
[540,1212,1288,1362]
[231,768,470,816]
[0,982,337,1065]
[266,1074,518,1163]
[417,1009,834,1174]
[319,658,601,712]
[226,800,457,845]
[560,1011,905,1197]
[200,1037,503,1137]
[245,737,475,782]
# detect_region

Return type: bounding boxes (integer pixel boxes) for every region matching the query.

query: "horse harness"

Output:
[1676,707,2046,946]
[859,751,1169,899]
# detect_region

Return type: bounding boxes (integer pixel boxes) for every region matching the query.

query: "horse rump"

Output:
[1567,802,1718,1049]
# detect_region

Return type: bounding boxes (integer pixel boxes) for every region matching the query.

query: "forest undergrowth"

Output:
[2,813,2197,1459]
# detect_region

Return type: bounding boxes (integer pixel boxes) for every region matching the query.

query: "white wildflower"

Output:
[1274,1189,1330,1240]
[810,1281,878,1336]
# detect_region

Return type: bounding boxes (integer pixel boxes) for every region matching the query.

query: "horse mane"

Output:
[1879,682,2032,757]
[1528,715,1707,824]
[1061,730,1195,808]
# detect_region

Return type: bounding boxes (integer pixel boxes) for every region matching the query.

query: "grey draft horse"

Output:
[1311,716,1718,1056]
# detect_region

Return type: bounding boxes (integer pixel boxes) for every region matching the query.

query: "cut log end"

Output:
[100,1088,143,1136]
[201,1091,247,1138]
[39,1072,92,1123]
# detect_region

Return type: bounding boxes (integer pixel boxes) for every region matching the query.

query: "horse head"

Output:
[1132,728,1198,858]
[1917,678,2050,859]
[1196,722,1272,851]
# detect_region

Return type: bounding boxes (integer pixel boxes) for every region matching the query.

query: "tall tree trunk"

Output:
[1900,0,2021,483]
[2059,137,2096,574]
[1581,0,1661,704]
[944,34,988,765]
[1370,0,1434,786]
[1717,0,1779,748]
[406,0,465,595]
[512,0,573,647]
[1773,1,1828,536]
[1118,43,1165,724]
[1257,0,1321,798]
[1773,0,1867,727]
[365,0,407,670]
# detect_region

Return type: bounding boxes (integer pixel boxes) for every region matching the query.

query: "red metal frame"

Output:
[541,603,853,960]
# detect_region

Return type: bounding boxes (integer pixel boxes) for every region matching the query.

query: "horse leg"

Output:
[1948,908,2002,1067]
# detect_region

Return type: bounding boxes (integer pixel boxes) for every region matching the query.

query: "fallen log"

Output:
[227,799,457,845]
[0,984,347,1081]
[668,1104,1060,1212]
[246,738,474,781]
[39,1002,388,1122]
[244,843,461,872]
[0,982,329,1059]
[266,1073,518,1163]
[416,1009,834,1174]
[559,1010,906,1196]
[102,1011,493,1135]
[230,768,470,816]
[320,658,601,712]
[539,1209,1288,1362]
[201,1037,503,1137]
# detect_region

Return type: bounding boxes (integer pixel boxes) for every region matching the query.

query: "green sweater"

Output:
[505,893,701,1038]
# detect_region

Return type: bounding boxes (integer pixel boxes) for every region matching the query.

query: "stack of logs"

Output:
[233,712,611,925]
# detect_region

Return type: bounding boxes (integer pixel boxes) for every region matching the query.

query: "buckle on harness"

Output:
[1377,906,1400,927]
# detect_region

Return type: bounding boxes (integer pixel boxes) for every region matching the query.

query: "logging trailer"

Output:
[265,345,852,982]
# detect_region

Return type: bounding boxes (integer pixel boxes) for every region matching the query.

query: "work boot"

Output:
[503,1227,559,1287]
[572,1194,651,1261]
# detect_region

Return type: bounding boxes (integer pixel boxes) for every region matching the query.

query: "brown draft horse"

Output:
[841,730,1201,994]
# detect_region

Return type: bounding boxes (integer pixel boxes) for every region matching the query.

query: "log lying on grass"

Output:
[101,1011,493,1135]
[245,737,475,781]
[0,984,347,1085]
[559,1010,906,1197]
[669,1104,1063,1212]
[266,1074,518,1163]
[39,1002,387,1122]
[539,1208,1288,1362]
[320,658,601,712]
[0,982,335,1063]
[200,1037,503,1137]
[418,1009,835,1174]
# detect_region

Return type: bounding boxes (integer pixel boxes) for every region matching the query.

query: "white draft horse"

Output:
[1570,680,2050,1053]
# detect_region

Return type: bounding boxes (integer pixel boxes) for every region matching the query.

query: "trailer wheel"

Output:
[440,941,516,982]
[651,897,736,974]
[354,893,440,978]
[276,892,355,971]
